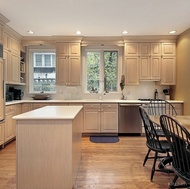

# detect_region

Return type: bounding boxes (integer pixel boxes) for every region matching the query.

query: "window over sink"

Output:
[29,47,56,93]
[82,46,122,94]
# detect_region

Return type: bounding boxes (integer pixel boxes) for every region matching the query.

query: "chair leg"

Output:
[143,148,151,166]
[151,151,158,181]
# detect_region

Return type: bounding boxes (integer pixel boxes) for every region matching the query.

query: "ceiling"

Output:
[0,0,190,37]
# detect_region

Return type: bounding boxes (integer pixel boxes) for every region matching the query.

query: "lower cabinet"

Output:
[83,103,118,133]
[5,105,16,143]
[32,103,50,110]
[22,103,32,113]
[0,121,5,146]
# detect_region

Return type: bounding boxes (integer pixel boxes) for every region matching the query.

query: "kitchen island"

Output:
[13,106,83,189]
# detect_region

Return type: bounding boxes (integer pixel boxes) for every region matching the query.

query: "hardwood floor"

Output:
[0,136,175,189]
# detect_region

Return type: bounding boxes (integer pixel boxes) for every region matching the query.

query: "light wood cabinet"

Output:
[124,43,139,56]
[139,56,161,80]
[162,43,176,56]
[32,103,50,110]
[83,103,118,133]
[0,24,3,44]
[5,105,15,142]
[0,121,5,146]
[22,103,32,113]
[157,56,176,85]
[100,104,118,133]
[124,43,139,85]
[3,31,20,84]
[139,43,161,81]
[15,104,22,115]
[84,104,100,133]
[56,42,81,86]
[171,103,183,115]
[124,57,139,85]
[0,58,4,121]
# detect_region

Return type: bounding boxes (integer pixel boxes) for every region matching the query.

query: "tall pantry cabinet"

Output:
[3,31,20,84]
[56,42,81,86]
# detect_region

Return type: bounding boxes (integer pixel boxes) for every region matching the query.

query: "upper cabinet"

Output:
[156,43,176,85]
[0,24,3,44]
[139,43,161,81]
[56,42,81,86]
[124,43,139,56]
[162,43,176,56]
[124,43,139,85]
[124,42,176,85]
[3,31,21,84]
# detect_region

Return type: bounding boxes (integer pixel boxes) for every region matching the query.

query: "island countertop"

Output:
[13,105,83,120]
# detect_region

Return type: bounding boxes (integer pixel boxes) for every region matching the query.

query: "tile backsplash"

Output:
[13,81,169,100]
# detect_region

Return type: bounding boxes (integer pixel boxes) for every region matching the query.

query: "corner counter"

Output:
[13,106,83,189]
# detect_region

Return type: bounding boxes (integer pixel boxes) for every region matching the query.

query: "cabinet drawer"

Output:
[84,104,100,109]
[6,105,15,115]
[101,104,118,109]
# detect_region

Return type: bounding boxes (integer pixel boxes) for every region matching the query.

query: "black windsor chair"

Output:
[139,106,172,181]
[160,115,190,189]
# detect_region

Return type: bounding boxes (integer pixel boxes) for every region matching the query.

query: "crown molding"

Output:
[0,13,10,26]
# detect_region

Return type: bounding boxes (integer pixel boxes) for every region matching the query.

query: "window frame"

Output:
[82,45,122,94]
[28,46,56,94]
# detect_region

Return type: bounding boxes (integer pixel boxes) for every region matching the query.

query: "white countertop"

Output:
[6,99,184,106]
[13,106,83,120]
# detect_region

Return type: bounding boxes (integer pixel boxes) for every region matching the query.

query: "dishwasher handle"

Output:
[119,104,141,107]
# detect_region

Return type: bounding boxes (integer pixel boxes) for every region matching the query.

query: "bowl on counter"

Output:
[32,94,51,100]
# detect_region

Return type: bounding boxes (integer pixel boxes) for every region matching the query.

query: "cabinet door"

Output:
[3,32,9,50]
[0,24,3,44]
[139,43,150,56]
[151,43,161,56]
[0,59,4,121]
[11,53,20,83]
[3,50,11,82]
[69,43,81,56]
[150,56,161,80]
[56,43,69,57]
[84,104,100,133]
[15,104,22,115]
[10,37,20,55]
[160,57,176,85]
[5,105,15,142]
[124,57,139,85]
[56,56,68,85]
[56,42,80,57]
[68,57,80,85]
[101,104,118,133]
[139,56,150,80]
[32,103,50,110]
[162,43,176,56]
[124,43,139,56]
[22,103,32,113]
[0,122,4,146]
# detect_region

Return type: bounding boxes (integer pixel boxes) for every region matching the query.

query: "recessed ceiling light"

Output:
[76,31,81,35]
[169,30,177,34]
[122,30,128,35]
[27,30,34,35]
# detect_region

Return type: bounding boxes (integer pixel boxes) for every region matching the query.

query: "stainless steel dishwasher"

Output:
[118,104,142,135]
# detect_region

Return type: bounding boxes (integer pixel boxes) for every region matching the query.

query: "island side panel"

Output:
[72,109,83,185]
[16,119,73,189]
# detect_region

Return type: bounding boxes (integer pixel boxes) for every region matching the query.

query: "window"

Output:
[29,48,56,93]
[85,48,118,93]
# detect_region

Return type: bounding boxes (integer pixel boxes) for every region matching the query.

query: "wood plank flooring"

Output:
[0,136,175,189]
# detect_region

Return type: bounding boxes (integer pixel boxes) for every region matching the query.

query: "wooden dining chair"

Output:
[139,106,172,181]
[142,99,177,166]
[160,115,190,189]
